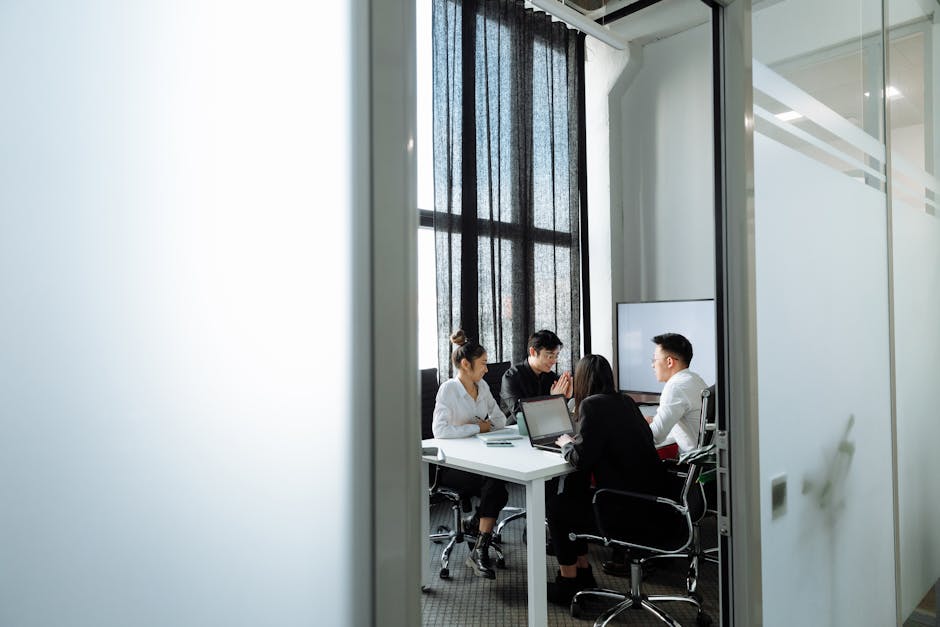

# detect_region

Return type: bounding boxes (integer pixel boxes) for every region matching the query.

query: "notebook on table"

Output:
[476,426,524,441]
[520,395,575,452]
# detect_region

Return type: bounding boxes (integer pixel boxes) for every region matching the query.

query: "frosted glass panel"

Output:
[892,202,940,617]
[0,3,359,627]
[887,6,940,618]
[754,133,896,626]
[753,2,898,623]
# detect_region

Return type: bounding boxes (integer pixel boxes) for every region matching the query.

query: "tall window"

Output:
[428,0,584,379]
[417,0,437,370]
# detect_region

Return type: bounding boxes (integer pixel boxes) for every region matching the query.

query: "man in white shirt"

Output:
[646,332,706,454]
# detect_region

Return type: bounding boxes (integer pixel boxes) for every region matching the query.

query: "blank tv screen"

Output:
[617,300,716,394]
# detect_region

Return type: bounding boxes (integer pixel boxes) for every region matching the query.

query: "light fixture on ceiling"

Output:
[775,110,803,122]
[863,85,903,99]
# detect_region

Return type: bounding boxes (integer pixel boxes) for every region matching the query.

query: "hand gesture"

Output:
[555,433,574,447]
[476,417,492,433]
[551,371,573,398]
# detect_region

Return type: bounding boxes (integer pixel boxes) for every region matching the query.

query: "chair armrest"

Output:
[679,443,716,465]
[592,487,684,510]
[587,488,693,555]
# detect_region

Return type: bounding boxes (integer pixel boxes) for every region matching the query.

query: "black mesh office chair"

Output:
[481,360,511,408]
[420,368,439,441]
[641,385,718,595]
[422,367,507,578]
[698,386,720,567]
[569,445,714,626]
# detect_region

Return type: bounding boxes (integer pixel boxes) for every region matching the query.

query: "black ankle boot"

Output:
[576,564,597,588]
[465,531,496,579]
[547,572,582,605]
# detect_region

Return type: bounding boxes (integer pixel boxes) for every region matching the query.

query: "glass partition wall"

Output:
[750,0,939,624]
[886,2,940,622]
[752,2,894,625]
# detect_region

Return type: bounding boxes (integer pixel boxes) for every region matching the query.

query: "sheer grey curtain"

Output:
[432,0,582,379]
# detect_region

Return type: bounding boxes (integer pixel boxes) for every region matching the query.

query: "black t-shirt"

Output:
[499,359,560,417]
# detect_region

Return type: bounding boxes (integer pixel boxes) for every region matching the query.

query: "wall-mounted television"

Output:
[616,299,717,395]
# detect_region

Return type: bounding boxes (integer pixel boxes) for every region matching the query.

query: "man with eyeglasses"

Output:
[500,329,572,419]
[646,332,707,454]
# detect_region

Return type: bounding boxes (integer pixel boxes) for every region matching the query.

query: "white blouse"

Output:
[431,377,508,439]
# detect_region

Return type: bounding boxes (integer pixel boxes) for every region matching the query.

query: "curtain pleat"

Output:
[433,0,581,379]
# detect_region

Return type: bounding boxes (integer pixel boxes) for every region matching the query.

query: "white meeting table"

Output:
[421,427,573,627]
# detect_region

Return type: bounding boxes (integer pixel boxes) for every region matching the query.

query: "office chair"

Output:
[420,368,439,441]
[421,367,507,579]
[698,386,720,567]
[569,445,714,626]
[481,360,511,408]
[641,385,718,595]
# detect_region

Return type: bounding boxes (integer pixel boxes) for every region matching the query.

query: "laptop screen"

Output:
[521,395,573,439]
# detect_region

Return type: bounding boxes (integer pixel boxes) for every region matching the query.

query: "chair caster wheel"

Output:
[496,558,506,569]
[696,612,713,626]
[439,568,450,579]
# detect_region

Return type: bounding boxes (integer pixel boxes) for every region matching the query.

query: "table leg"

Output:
[525,477,547,627]
[421,461,430,589]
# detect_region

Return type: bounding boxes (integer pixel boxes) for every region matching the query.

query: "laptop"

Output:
[520,395,575,452]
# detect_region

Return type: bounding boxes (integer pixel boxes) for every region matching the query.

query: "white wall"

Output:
[584,21,715,363]
[0,2,375,626]
[584,39,631,360]
[618,23,715,303]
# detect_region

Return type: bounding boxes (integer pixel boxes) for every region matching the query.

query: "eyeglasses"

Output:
[543,351,561,361]
[650,355,674,365]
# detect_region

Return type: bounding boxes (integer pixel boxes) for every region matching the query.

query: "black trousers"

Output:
[545,471,596,566]
[438,467,509,519]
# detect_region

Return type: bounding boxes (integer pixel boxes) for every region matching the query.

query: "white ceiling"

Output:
[545,0,929,131]
[605,0,711,45]
[772,31,926,131]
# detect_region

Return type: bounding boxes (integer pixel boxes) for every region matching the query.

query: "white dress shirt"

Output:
[648,368,706,453]
[432,377,508,439]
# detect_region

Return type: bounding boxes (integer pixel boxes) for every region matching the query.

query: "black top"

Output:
[500,359,560,417]
[562,393,666,495]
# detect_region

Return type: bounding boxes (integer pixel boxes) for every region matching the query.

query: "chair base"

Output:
[640,522,713,594]
[571,561,711,627]
[492,507,525,543]
[430,497,506,579]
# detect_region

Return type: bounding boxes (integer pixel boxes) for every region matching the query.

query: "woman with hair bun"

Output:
[431,329,508,579]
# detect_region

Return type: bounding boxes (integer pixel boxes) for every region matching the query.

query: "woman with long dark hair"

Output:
[545,354,666,604]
